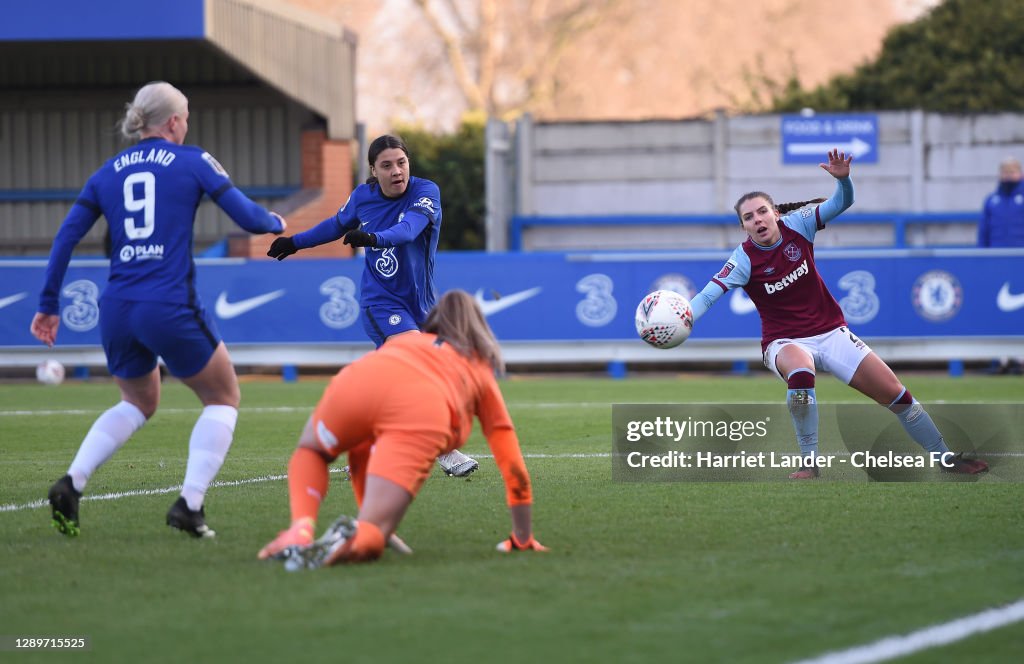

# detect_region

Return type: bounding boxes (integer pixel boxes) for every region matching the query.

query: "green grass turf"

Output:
[1,373,1023,662]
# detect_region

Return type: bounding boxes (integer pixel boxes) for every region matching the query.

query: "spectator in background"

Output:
[978,156,1024,374]
[978,157,1024,248]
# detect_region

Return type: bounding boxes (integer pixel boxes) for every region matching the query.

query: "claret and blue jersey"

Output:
[691,177,855,351]
[293,176,442,327]
[39,137,283,314]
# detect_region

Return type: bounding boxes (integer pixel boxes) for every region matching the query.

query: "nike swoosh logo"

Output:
[996,282,1024,312]
[214,289,286,319]
[474,287,542,317]
[0,292,28,310]
[729,289,757,315]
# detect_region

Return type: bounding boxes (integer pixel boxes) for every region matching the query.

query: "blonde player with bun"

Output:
[34,81,287,538]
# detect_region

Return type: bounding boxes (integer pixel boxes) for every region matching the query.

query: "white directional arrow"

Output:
[786,136,872,158]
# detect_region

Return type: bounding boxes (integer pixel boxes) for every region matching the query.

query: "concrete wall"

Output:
[489,111,1024,250]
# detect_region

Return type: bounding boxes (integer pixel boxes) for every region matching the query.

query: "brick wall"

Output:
[231,130,356,259]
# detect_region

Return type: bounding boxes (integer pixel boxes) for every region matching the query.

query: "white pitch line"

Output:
[0,453,613,514]
[791,598,1024,664]
[0,403,610,417]
[3,400,1022,417]
[0,468,342,514]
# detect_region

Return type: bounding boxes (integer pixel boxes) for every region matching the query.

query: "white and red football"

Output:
[36,359,66,385]
[635,290,693,349]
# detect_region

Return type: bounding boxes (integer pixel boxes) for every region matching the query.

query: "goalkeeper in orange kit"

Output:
[258,290,547,567]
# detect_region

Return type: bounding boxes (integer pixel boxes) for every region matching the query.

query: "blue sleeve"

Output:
[690,281,726,323]
[691,246,751,323]
[815,177,855,227]
[189,149,282,234]
[39,186,102,314]
[373,207,432,247]
[374,179,440,247]
[783,176,854,242]
[292,192,360,249]
[293,215,351,249]
[215,187,284,234]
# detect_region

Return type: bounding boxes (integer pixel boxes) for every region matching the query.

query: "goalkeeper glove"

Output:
[267,236,297,261]
[496,533,549,552]
[343,230,377,248]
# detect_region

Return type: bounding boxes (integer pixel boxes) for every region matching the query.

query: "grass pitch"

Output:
[1,373,1023,662]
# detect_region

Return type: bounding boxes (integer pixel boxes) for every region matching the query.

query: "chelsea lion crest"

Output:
[912,270,962,322]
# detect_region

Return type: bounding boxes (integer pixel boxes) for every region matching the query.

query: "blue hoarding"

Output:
[1,250,1022,349]
[781,114,878,165]
[0,1,205,41]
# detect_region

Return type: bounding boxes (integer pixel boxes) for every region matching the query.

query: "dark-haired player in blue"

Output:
[267,135,480,483]
[32,81,287,538]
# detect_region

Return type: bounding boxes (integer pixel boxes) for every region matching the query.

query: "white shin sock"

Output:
[68,401,147,492]
[181,405,238,511]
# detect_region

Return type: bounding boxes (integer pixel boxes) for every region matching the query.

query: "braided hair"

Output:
[734,191,826,221]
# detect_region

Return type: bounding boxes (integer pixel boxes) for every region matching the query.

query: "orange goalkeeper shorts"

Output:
[311,355,454,496]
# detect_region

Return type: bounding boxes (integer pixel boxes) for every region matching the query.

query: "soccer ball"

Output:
[36,359,66,385]
[635,290,693,349]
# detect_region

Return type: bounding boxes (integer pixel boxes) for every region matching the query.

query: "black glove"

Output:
[343,230,377,248]
[267,236,297,261]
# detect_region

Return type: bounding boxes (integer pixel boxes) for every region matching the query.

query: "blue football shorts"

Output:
[361,304,420,348]
[100,297,222,379]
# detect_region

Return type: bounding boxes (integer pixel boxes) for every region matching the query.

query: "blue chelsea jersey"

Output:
[299,176,442,325]
[39,137,282,314]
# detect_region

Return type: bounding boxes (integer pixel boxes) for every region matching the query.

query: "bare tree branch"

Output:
[413,0,486,110]
[413,0,621,118]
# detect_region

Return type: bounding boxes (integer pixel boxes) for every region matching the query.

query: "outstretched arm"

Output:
[690,248,751,323]
[690,281,727,323]
[814,149,855,225]
[267,214,357,260]
[215,187,286,234]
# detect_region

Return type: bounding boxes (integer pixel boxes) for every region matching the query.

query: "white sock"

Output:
[181,405,237,511]
[67,401,147,492]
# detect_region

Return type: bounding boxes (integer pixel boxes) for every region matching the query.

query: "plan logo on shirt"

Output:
[119,244,165,262]
[413,197,435,212]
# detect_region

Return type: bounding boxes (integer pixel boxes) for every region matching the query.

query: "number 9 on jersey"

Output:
[635,290,693,349]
